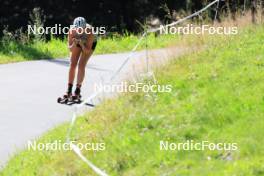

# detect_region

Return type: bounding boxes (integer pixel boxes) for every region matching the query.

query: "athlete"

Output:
[58,17,97,103]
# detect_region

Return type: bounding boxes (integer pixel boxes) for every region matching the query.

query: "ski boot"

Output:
[72,85,82,104]
[57,93,72,104]
[57,83,73,104]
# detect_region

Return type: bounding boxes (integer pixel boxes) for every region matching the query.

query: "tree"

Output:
[251,0,257,23]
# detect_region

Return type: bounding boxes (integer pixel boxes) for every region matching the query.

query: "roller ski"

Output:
[71,86,82,104]
[57,84,82,105]
[71,94,82,104]
[58,83,73,104]
[57,93,72,104]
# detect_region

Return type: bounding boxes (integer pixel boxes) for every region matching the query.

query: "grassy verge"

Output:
[1,25,264,176]
[0,33,179,64]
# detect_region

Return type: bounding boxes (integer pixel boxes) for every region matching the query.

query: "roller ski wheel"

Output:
[57,94,71,104]
[72,94,82,104]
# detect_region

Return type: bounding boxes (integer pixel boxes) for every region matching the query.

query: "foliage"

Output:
[1,24,264,176]
[0,0,253,35]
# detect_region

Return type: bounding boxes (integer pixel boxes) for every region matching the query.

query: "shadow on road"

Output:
[45,59,114,73]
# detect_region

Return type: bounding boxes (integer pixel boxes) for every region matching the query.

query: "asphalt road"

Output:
[0,48,185,168]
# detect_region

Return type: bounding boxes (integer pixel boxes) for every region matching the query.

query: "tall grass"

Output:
[0,7,180,64]
[0,33,179,64]
[1,23,264,175]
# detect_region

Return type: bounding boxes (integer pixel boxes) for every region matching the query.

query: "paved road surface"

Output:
[0,48,185,168]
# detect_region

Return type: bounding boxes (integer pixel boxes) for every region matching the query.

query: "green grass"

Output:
[1,25,264,176]
[0,33,179,64]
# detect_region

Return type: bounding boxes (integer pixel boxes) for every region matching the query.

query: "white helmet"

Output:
[73,17,87,28]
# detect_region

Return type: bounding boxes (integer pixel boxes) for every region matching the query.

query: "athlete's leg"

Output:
[74,41,97,96]
[76,50,93,86]
[67,47,81,94]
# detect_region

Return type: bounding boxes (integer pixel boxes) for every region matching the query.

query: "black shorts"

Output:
[77,41,97,51]
[92,41,97,50]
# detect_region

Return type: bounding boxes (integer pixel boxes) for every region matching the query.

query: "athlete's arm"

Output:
[68,30,77,52]
[79,28,94,54]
